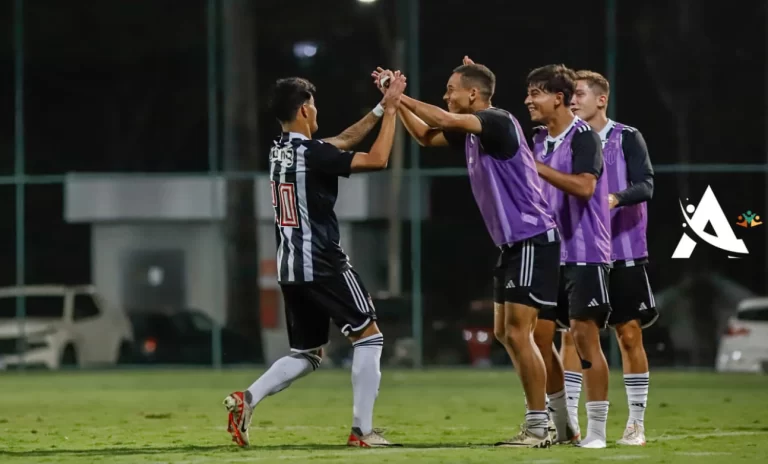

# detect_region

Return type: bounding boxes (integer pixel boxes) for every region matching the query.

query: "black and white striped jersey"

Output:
[269,131,355,284]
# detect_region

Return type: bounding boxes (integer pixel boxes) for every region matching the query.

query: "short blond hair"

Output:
[575,70,610,97]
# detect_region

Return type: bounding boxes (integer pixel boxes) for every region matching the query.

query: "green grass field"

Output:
[0,369,766,463]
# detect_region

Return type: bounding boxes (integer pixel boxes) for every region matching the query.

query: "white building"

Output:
[64,173,428,362]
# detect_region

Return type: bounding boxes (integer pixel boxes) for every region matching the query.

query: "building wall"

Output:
[91,221,355,363]
[68,175,416,362]
[92,223,226,322]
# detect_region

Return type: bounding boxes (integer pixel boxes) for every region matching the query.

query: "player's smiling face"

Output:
[571,80,599,121]
[524,84,558,123]
[443,73,472,113]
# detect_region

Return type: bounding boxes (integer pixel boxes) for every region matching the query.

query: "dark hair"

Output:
[526,64,577,106]
[452,64,496,100]
[575,70,610,97]
[270,77,316,123]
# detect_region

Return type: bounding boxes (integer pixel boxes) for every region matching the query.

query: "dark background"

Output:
[0,0,766,307]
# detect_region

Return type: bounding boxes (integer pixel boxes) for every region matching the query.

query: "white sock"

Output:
[525,394,551,422]
[586,401,609,441]
[351,333,384,435]
[564,371,583,428]
[525,410,549,438]
[624,372,649,427]
[246,352,320,407]
[548,389,568,440]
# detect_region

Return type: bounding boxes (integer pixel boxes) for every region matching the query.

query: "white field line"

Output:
[155,429,768,463]
[652,430,768,442]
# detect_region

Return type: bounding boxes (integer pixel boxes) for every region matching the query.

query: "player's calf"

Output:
[570,319,610,449]
[346,323,400,447]
[615,320,650,445]
[559,331,583,442]
[501,308,551,441]
[616,320,649,373]
[532,320,572,444]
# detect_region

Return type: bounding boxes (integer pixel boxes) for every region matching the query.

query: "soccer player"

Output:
[526,64,612,449]
[223,74,407,448]
[373,58,560,448]
[561,69,656,446]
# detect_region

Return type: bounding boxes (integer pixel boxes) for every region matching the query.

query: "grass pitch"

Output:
[0,368,766,463]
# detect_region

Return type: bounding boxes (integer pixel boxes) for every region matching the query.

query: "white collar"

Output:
[597,119,615,142]
[285,131,309,140]
[545,116,580,143]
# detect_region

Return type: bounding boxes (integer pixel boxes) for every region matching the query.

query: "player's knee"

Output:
[502,325,529,353]
[293,348,323,370]
[616,322,642,352]
[494,326,507,345]
[346,322,382,345]
[561,331,576,348]
[570,321,597,352]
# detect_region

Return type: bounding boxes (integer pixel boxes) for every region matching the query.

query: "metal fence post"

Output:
[406,0,422,369]
[207,0,223,369]
[605,0,621,369]
[14,0,27,369]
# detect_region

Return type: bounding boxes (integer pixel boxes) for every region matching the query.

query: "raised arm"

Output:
[372,67,448,147]
[394,56,480,134]
[349,74,407,172]
[399,94,483,134]
[537,128,602,201]
[398,105,449,147]
[609,129,654,209]
[373,66,480,136]
[321,105,384,151]
[306,75,406,176]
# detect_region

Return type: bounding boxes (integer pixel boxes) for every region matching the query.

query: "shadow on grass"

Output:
[0,443,482,458]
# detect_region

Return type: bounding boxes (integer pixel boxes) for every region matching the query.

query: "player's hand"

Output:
[372,67,400,95]
[608,193,618,209]
[463,55,475,65]
[382,72,407,113]
[371,67,390,94]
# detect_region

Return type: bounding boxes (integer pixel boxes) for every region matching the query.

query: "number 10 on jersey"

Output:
[271,181,300,228]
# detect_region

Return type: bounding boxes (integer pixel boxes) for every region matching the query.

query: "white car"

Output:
[716,297,768,373]
[0,285,134,370]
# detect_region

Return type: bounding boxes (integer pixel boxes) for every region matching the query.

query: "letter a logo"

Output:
[672,186,748,259]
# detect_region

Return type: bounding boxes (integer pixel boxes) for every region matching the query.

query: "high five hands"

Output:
[371,55,475,93]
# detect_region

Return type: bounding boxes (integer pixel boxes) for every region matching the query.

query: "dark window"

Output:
[0,296,65,319]
[737,308,768,322]
[73,294,101,321]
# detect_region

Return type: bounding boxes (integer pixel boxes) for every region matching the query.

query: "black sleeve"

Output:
[614,129,654,207]
[571,129,603,178]
[304,140,355,177]
[475,109,520,159]
[442,129,466,151]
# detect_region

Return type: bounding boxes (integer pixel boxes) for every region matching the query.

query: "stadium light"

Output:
[293,41,318,59]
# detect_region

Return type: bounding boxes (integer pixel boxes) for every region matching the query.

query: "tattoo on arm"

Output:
[322,112,381,151]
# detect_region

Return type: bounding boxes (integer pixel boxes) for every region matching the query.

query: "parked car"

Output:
[717,297,768,373]
[0,285,134,370]
[128,309,260,364]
